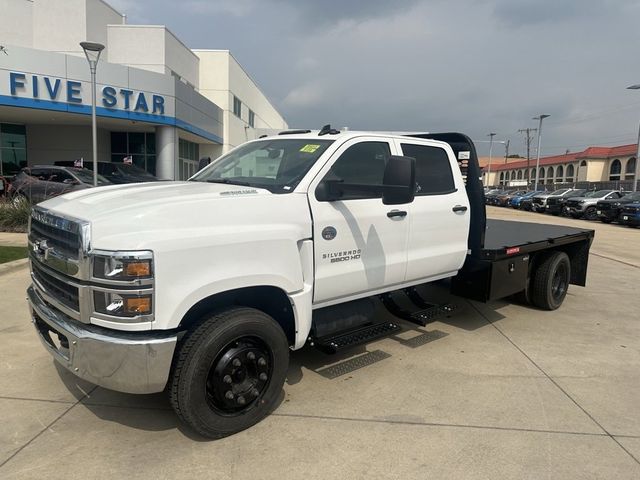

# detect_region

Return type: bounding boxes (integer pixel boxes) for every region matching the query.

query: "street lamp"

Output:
[626,84,640,192]
[80,41,105,187]
[487,132,496,187]
[532,114,550,191]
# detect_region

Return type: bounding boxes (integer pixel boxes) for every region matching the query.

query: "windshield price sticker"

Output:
[300,144,321,153]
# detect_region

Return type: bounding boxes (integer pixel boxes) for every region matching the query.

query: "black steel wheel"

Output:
[530,251,571,310]
[584,206,597,221]
[169,307,289,438]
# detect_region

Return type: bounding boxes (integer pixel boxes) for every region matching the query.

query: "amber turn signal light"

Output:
[124,296,152,315]
[124,261,151,277]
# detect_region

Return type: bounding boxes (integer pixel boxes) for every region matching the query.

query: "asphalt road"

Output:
[0,208,639,479]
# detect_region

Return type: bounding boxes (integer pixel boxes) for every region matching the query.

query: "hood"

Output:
[38,181,312,250]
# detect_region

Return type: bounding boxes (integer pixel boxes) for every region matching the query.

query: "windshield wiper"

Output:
[204,178,252,187]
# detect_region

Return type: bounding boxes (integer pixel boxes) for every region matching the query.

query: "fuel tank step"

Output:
[314,322,401,354]
[380,290,456,327]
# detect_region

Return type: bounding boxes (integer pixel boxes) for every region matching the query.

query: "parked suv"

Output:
[619,202,640,227]
[596,192,640,223]
[55,161,158,184]
[531,188,574,212]
[564,190,623,220]
[11,166,111,204]
[545,189,587,216]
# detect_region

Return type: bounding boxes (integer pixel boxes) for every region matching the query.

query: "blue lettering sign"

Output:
[9,72,26,95]
[44,77,61,100]
[120,89,133,110]
[102,86,117,107]
[66,81,82,103]
[152,95,164,115]
[32,75,39,98]
[134,92,149,112]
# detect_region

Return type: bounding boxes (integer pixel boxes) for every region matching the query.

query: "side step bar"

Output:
[380,288,456,327]
[314,322,401,354]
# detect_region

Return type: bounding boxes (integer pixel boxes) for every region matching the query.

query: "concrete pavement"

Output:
[0,209,639,479]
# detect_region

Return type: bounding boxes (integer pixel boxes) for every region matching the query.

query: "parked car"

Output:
[564,190,623,220]
[10,165,111,204]
[544,189,588,216]
[595,192,640,223]
[531,188,576,212]
[494,190,527,207]
[55,161,158,184]
[618,202,640,227]
[510,190,543,209]
[484,189,509,205]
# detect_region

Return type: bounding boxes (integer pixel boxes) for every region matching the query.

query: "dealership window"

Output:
[517,170,523,180]
[625,157,636,180]
[565,164,575,182]
[556,165,564,182]
[499,172,504,185]
[0,123,27,177]
[110,132,157,175]
[248,109,255,128]
[609,159,621,181]
[178,138,199,180]
[233,95,242,118]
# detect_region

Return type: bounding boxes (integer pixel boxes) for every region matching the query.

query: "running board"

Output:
[314,322,401,354]
[380,288,456,327]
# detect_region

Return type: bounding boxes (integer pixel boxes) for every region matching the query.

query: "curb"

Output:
[0,258,29,276]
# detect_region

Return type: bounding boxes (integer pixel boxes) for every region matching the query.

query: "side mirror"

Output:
[315,178,343,202]
[382,155,415,205]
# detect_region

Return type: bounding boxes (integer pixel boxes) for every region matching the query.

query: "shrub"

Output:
[0,198,31,232]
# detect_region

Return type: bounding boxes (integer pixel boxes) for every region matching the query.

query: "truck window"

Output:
[323,141,391,200]
[401,143,455,195]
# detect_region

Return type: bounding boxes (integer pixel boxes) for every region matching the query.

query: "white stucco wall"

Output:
[0,0,33,49]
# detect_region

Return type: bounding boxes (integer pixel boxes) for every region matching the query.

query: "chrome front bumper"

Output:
[27,286,177,394]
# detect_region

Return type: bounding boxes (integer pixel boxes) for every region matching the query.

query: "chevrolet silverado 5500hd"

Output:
[27,128,594,438]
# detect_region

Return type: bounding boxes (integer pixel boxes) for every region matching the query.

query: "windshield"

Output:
[551,189,570,195]
[585,190,611,198]
[70,168,111,186]
[623,192,640,201]
[190,139,335,193]
[115,164,156,178]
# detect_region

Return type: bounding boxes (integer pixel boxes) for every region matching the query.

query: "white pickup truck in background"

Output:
[27,127,594,438]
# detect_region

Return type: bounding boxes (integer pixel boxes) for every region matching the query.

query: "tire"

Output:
[601,218,612,224]
[570,212,581,219]
[11,193,28,207]
[530,252,571,310]
[169,307,289,439]
[584,206,597,221]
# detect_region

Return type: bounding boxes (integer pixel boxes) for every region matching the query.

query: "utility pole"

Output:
[518,128,537,187]
[487,132,496,187]
[503,140,510,164]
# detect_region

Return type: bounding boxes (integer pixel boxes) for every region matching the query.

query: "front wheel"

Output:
[530,251,571,310]
[169,307,289,439]
[584,206,597,221]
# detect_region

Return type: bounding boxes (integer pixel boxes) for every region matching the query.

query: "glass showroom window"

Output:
[566,164,575,182]
[0,123,27,176]
[625,157,636,180]
[233,95,242,118]
[178,138,199,180]
[609,159,621,181]
[556,165,564,182]
[110,132,157,174]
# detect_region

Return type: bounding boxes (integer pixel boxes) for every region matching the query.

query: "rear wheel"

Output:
[584,206,597,220]
[169,307,289,439]
[530,251,571,310]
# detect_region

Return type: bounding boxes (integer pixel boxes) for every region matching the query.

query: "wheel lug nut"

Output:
[258,357,266,366]
[232,358,241,367]
[223,375,232,384]
[247,352,256,361]
[251,388,260,397]
[237,396,246,405]
[259,372,268,381]
[225,391,234,400]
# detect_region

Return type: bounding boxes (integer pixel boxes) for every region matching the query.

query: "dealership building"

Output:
[0,0,288,179]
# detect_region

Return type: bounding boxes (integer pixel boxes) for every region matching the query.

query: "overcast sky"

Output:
[109,0,640,157]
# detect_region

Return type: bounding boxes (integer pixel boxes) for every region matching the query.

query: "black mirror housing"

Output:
[382,155,415,205]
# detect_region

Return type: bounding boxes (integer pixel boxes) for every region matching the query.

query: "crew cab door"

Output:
[395,140,470,282]
[308,138,409,305]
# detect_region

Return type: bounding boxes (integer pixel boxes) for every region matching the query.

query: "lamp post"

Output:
[80,41,105,187]
[626,84,640,191]
[532,114,550,191]
[487,132,496,187]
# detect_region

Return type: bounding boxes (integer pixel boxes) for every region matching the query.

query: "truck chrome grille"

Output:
[30,210,82,260]
[31,261,80,312]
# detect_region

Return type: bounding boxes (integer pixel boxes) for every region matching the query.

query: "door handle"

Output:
[387,210,407,218]
[452,205,468,213]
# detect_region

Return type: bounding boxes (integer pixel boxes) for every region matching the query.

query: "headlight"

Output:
[93,291,153,317]
[92,252,153,281]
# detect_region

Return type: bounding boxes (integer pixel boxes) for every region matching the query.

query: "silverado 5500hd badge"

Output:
[323,249,362,263]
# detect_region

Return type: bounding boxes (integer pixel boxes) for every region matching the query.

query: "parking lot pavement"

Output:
[1,210,639,479]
